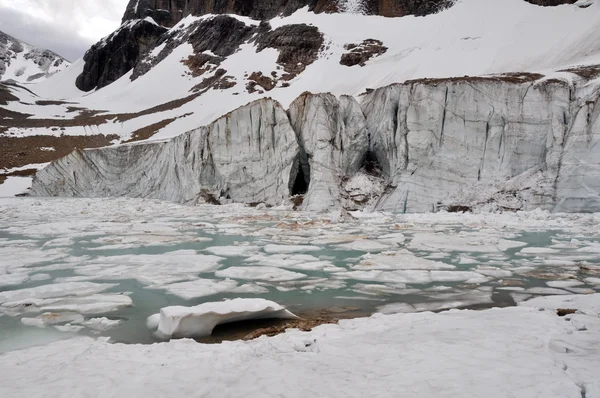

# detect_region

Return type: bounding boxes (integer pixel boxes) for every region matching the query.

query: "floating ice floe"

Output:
[409,232,526,253]
[80,317,122,331]
[158,279,239,300]
[263,244,321,254]
[215,266,307,282]
[0,282,117,304]
[203,245,260,257]
[148,298,298,338]
[354,249,455,270]
[74,251,224,285]
[377,289,494,314]
[337,239,392,252]
[21,312,84,328]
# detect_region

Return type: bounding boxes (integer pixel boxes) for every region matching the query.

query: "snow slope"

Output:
[0,31,69,83]
[0,294,598,398]
[5,0,600,142]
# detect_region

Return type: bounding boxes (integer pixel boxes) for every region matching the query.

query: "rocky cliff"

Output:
[31,74,600,213]
[122,0,455,27]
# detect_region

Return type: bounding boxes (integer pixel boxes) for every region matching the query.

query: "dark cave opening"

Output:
[362,150,382,177]
[292,164,309,195]
[290,152,311,196]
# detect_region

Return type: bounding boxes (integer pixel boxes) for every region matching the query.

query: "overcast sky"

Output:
[0,0,129,61]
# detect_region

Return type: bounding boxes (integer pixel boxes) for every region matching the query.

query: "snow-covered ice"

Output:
[149,298,298,338]
[1,294,598,398]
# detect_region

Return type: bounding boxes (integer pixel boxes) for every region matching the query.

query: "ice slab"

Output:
[149,298,298,338]
[0,282,117,304]
[159,279,239,300]
[410,232,526,253]
[263,244,321,254]
[203,246,259,257]
[215,266,307,282]
[337,239,392,252]
[354,249,455,270]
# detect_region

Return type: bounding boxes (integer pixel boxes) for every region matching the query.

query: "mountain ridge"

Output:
[0,30,69,83]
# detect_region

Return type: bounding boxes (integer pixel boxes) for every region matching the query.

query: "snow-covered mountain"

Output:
[3,0,600,211]
[0,30,69,83]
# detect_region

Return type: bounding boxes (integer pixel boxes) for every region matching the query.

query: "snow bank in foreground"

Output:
[1,294,598,398]
[148,298,298,338]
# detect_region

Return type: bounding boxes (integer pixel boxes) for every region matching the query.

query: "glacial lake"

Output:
[1,197,599,351]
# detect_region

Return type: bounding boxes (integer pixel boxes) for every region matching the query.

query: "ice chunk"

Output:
[410,232,525,253]
[354,249,455,270]
[0,282,117,304]
[21,312,84,328]
[159,279,239,300]
[80,317,122,331]
[149,298,298,338]
[263,244,321,254]
[545,280,583,288]
[215,266,306,282]
[2,294,133,316]
[0,273,29,287]
[203,246,259,257]
[337,239,391,252]
[520,293,600,314]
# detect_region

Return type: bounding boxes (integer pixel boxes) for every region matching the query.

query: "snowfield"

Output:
[4,0,600,142]
[0,293,598,398]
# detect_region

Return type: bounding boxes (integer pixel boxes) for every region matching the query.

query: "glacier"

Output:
[31,75,600,213]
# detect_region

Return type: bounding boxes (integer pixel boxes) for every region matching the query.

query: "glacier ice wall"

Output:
[31,78,600,213]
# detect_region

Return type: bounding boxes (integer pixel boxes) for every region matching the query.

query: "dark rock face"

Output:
[340,39,388,67]
[133,16,322,88]
[132,15,253,81]
[255,24,324,79]
[122,0,331,26]
[523,0,578,5]
[361,0,455,17]
[122,0,456,27]
[75,20,167,92]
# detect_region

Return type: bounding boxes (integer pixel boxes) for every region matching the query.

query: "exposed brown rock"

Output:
[560,65,600,80]
[256,24,324,79]
[243,317,340,340]
[132,15,253,81]
[524,0,577,6]
[0,134,118,171]
[405,72,545,86]
[191,68,237,92]
[556,308,577,316]
[123,118,178,143]
[122,0,457,28]
[340,39,388,67]
[246,71,276,93]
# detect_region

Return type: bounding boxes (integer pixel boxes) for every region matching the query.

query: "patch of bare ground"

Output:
[406,72,545,85]
[0,168,38,185]
[0,134,118,170]
[559,65,600,80]
[181,53,222,78]
[243,317,340,340]
[191,69,236,92]
[194,307,367,344]
[1,90,200,130]
[35,100,71,106]
[0,85,19,106]
[123,118,178,143]
[557,308,577,317]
